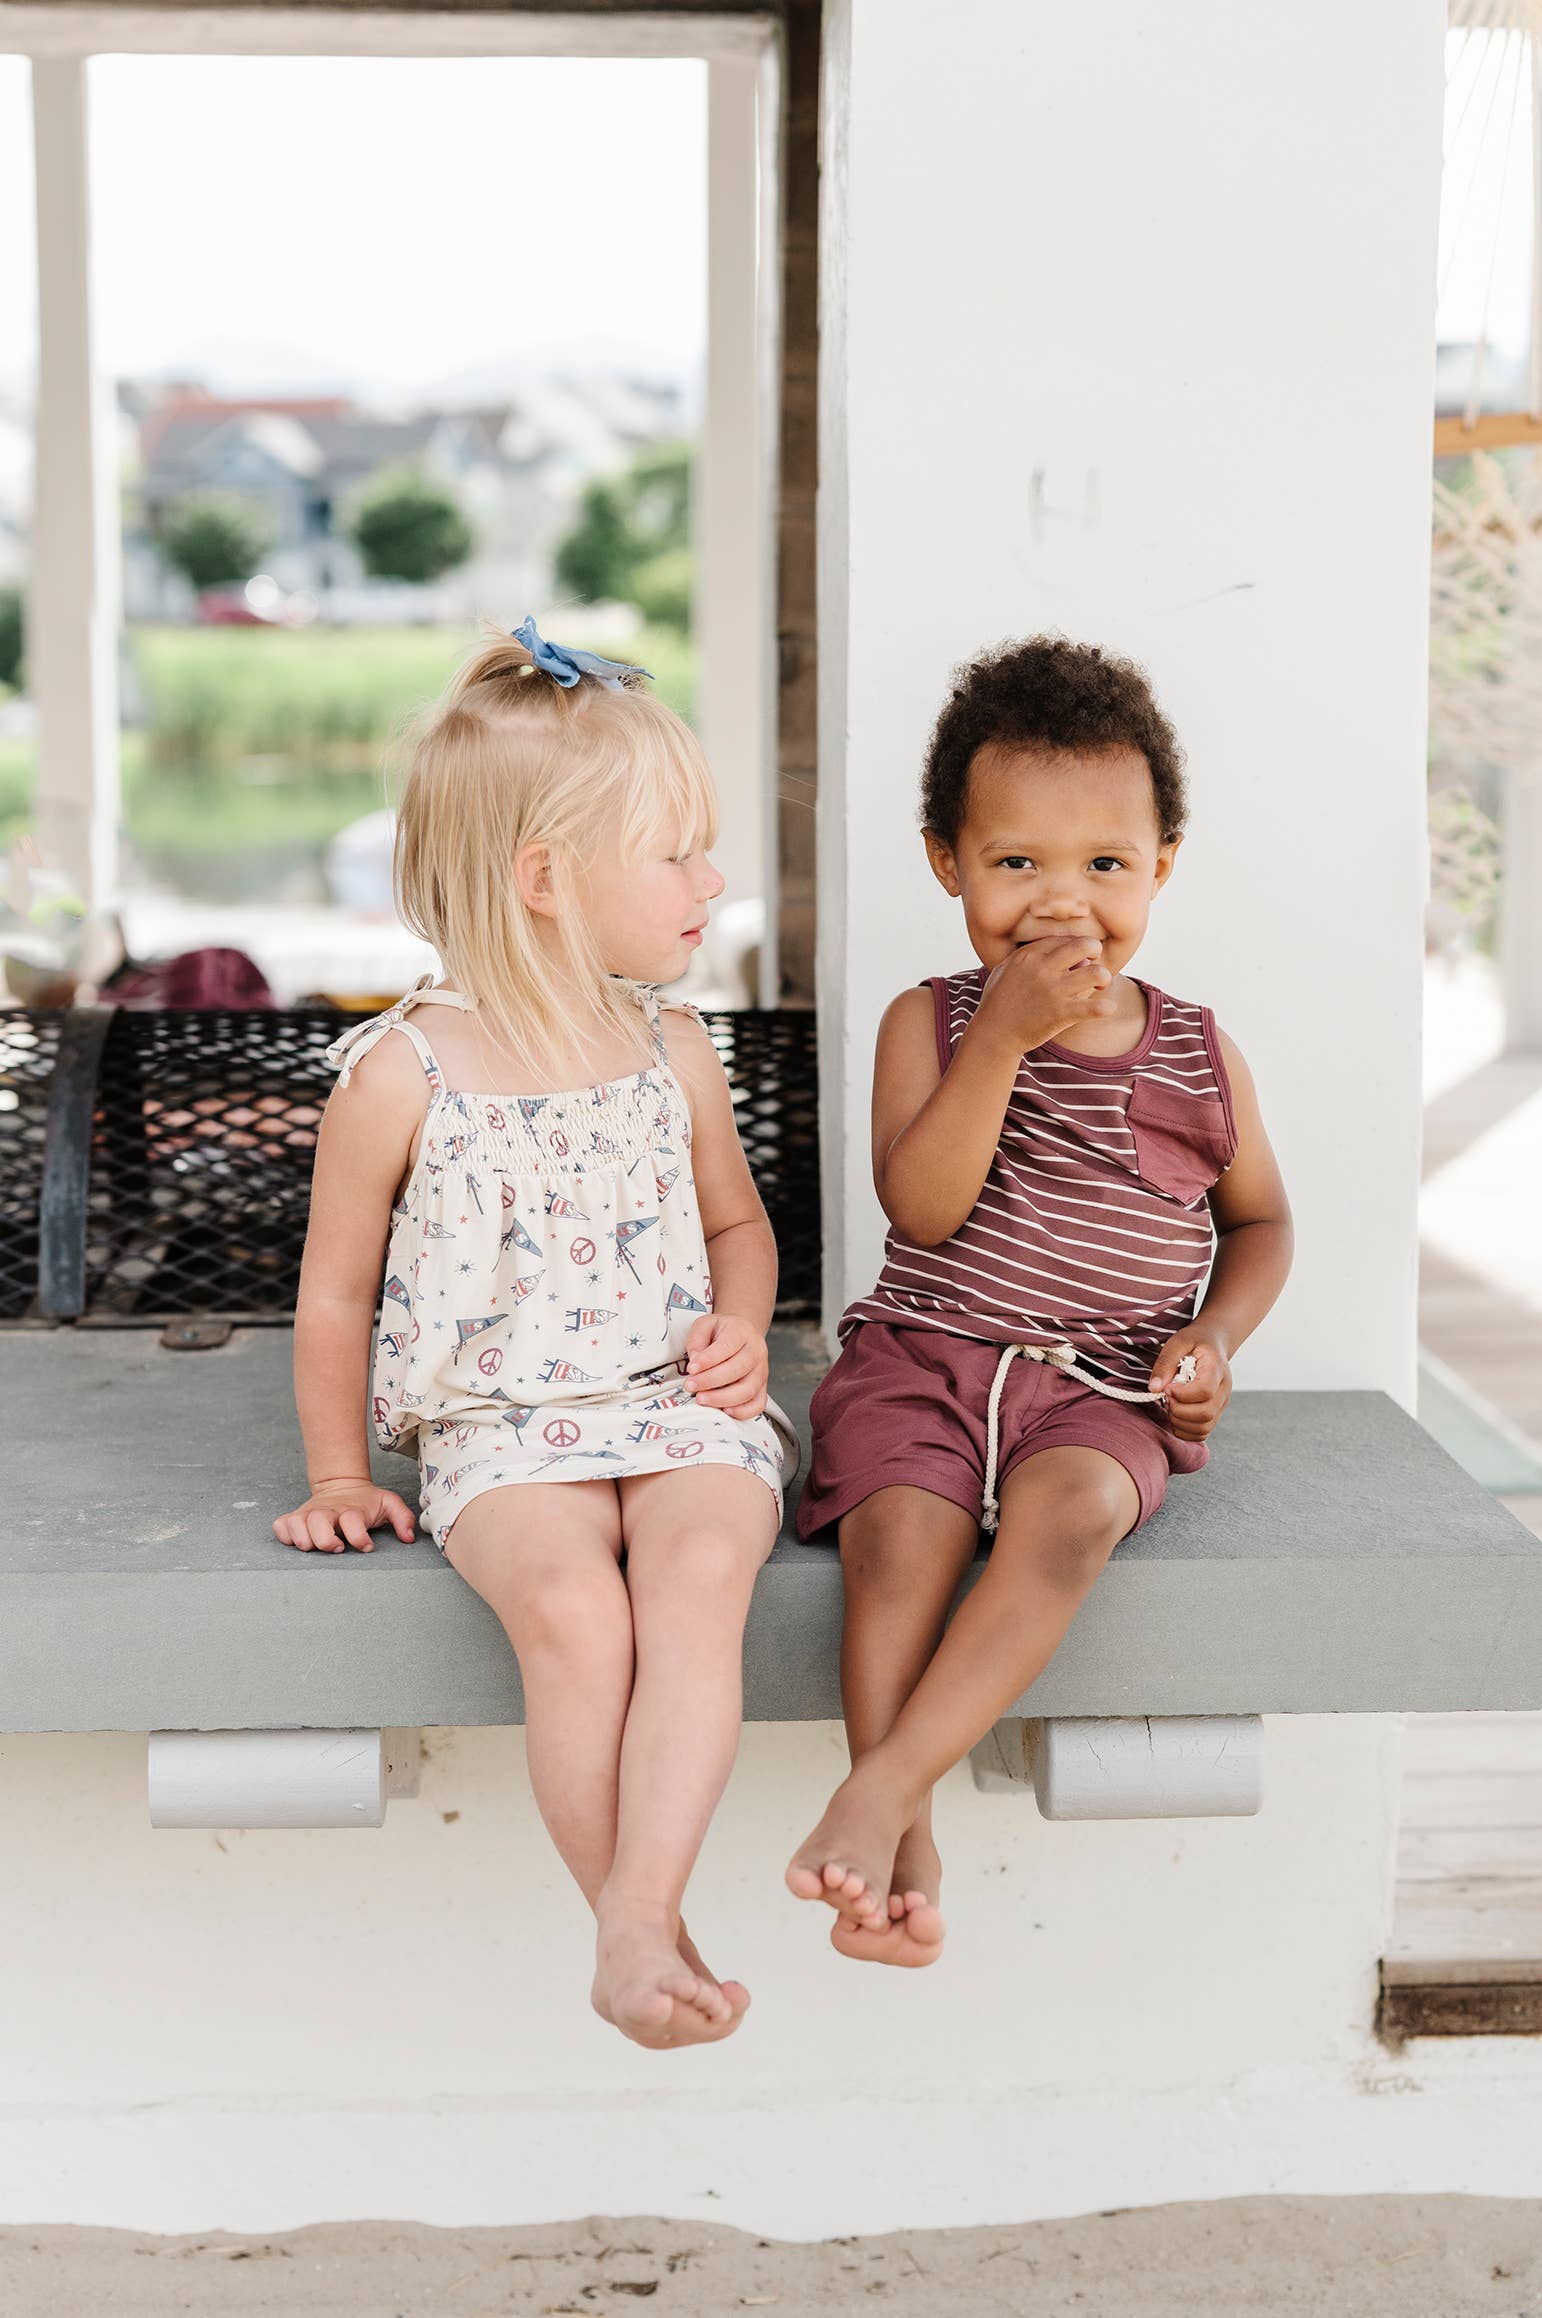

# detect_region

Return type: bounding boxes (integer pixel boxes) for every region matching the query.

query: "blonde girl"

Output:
[275,620,793,2050]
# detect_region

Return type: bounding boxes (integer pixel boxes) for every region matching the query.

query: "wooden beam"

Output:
[1435,411,1542,457]
[1379,1973,1542,2041]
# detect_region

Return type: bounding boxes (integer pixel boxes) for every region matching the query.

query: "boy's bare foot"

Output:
[832,1889,947,1968]
[784,1762,914,1932]
[592,1899,740,2049]
[830,1827,946,1967]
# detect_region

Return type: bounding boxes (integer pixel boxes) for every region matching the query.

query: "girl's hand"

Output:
[685,1314,770,1420]
[977,937,1115,1055]
[273,1480,419,1554]
[1148,1330,1232,1442]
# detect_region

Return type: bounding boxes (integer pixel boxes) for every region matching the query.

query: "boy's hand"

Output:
[685,1313,769,1420]
[977,937,1116,1055]
[1148,1330,1232,1441]
[274,1480,418,1553]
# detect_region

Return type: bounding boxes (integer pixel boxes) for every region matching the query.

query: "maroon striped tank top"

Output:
[840,968,1238,1390]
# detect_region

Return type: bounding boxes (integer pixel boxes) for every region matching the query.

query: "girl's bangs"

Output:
[614,708,719,863]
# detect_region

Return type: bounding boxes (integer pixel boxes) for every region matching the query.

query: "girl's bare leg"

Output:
[444,1480,633,1908]
[786,1448,1139,1933]
[593,1466,777,2044]
[796,1487,978,1965]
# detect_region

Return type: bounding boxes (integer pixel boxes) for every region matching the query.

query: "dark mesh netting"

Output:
[3,1006,820,1325]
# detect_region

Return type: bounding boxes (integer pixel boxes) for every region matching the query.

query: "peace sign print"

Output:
[570,1236,596,1264]
[666,1438,704,1460]
[543,1417,581,1448]
[477,1347,504,1377]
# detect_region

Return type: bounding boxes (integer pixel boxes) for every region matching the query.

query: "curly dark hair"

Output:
[920,636,1188,848]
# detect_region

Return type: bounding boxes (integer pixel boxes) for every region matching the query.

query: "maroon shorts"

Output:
[795,1321,1208,1542]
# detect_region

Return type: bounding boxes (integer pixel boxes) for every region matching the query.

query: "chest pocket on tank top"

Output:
[1126,1074,1235,1208]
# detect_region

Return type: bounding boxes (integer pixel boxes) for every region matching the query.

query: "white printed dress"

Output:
[325,977,794,1551]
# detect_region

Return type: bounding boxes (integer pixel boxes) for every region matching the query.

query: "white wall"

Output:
[7,1717,1542,2237]
[817,0,1442,1404]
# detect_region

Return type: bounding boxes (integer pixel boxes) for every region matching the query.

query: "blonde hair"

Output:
[394,628,718,1072]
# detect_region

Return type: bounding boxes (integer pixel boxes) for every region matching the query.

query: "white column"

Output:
[697,54,777,1004]
[818,0,1441,1397]
[29,56,120,909]
[1502,771,1542,1050]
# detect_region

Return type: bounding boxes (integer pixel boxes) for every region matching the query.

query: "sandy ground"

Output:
[1,2200,1540,2317]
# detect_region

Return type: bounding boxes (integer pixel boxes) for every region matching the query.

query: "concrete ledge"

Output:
[6,1323,1542,1730]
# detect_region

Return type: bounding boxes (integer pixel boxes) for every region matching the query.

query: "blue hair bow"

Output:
[512,615,651,692]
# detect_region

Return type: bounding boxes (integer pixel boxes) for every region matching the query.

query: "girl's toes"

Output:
[888,1893,907,1920]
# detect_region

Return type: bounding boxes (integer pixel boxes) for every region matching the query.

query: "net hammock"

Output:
[1428,0,1542,940]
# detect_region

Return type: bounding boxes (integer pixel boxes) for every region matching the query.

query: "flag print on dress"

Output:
[323,976,794,1552]
[455,1315,505,1350]
[613,1215,657,1281]
[627,1413,684,1445]
[500,1213,541,1259]
[531,1446,626,1478]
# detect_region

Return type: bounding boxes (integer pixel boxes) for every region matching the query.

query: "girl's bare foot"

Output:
[829,1826,946,1967]
[676,1920,751,2025]
[592,1898,736,2049]
[784,1762,913,1932]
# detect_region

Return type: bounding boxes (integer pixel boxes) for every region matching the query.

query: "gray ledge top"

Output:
[6,1321,1541,1730]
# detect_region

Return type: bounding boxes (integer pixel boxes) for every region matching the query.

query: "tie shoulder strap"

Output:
[637,982,706,1067]
[322,973,474,1093]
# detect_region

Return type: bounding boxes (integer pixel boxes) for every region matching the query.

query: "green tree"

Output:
[553,440,693,632]
[349,468,474,584]
[0,587,21,691]
[158,494,274,593]
[631,547,692,633]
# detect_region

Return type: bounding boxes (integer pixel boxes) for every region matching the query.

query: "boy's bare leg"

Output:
[786,1488,977,1964]
[595,1466,777,2047]
[786,1448,1138,1933]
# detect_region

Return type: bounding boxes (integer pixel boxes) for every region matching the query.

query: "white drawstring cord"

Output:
[979,1342,1200,1535]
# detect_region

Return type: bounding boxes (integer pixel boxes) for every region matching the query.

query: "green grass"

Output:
[0,621,697,885]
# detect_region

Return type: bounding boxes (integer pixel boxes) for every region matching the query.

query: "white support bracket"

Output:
[148,1729,422,1829]
[969,1715,1264,1819]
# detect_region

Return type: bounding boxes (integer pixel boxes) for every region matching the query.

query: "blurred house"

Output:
[118,373,683,622]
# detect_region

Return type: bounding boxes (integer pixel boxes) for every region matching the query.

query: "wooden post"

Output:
[28,55,120,909]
